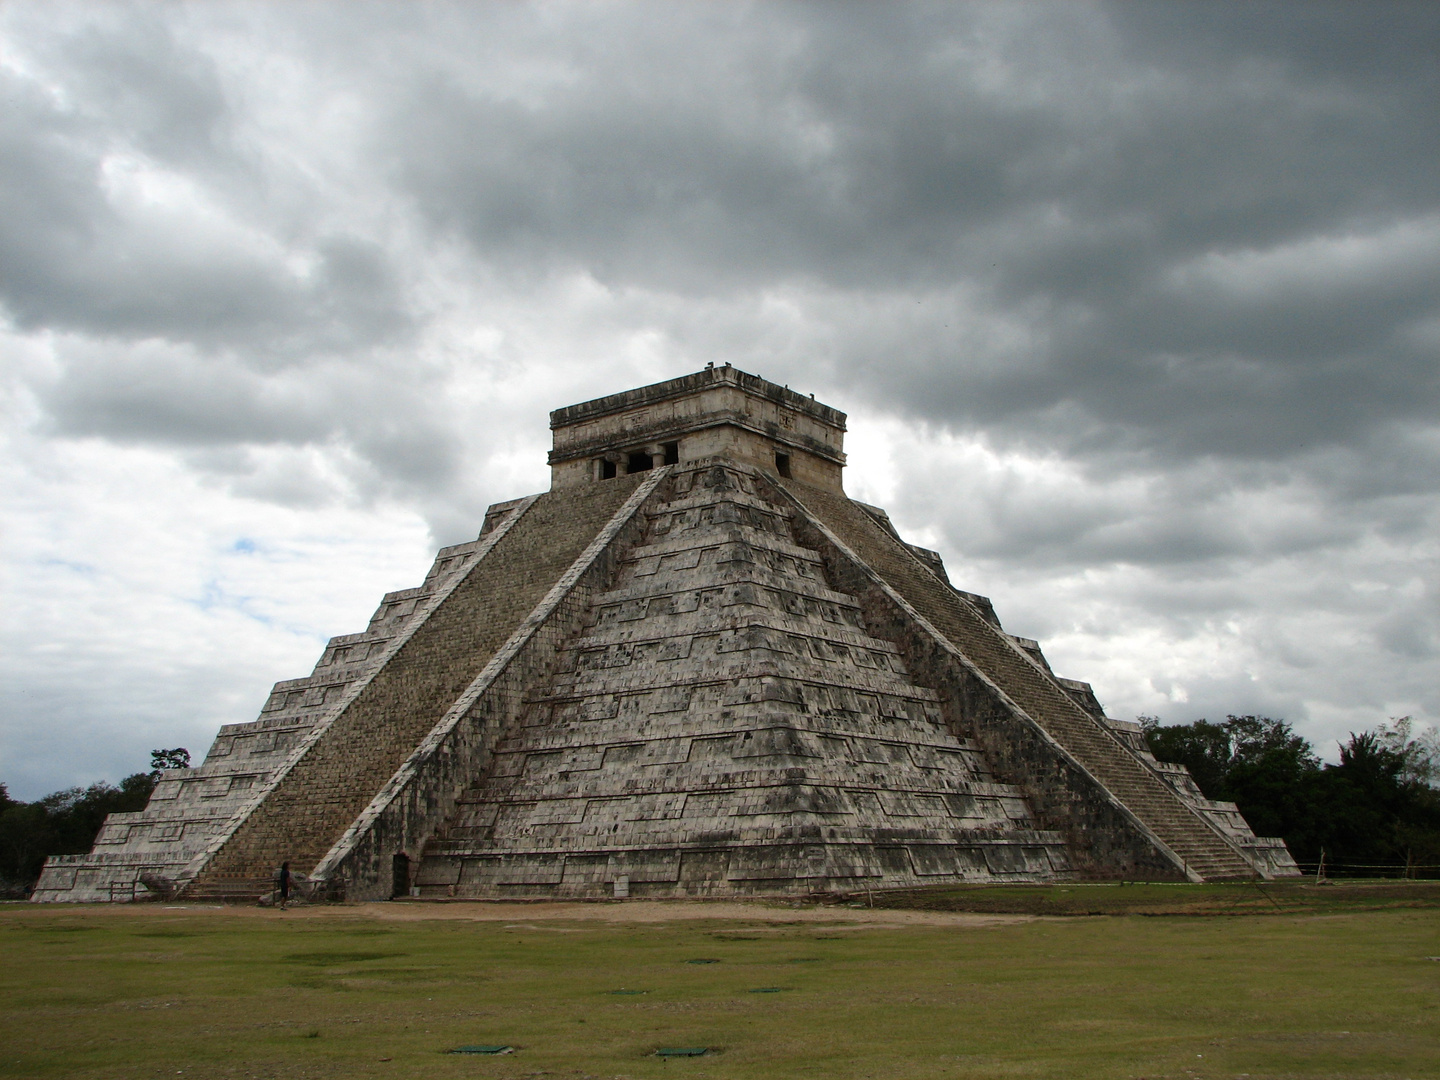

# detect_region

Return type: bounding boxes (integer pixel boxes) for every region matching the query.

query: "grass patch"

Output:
[863,879,1440,916]
[1,897,1437,1078]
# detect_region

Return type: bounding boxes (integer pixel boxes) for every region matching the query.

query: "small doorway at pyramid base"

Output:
[391,852,411,899]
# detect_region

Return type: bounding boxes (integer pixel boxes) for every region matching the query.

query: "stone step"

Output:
[181,877,275,902]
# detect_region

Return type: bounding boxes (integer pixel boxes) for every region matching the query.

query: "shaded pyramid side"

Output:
[778,480,1262,881]
[419,464,1070,897]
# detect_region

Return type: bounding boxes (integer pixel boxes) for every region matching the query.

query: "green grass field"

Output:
[3,892,1438,1079]
[865,880,1440,916]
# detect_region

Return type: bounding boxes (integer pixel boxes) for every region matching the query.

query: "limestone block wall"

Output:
[34,451,1293,904]
[795,564,1188,882]
[175,474,670,900]
[1101,718,1302,878]
[1047,665,1297,877]
[549,366,847,492]
[984,633,1298,878]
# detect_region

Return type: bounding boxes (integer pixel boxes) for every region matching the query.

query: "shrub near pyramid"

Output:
[34,367,1297,903]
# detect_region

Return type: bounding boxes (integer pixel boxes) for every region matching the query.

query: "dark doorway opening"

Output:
[775,451,792,479]
[663,442,680,465]
[391,852,410,898]
[600,459,617,480]
[627,451,653,473]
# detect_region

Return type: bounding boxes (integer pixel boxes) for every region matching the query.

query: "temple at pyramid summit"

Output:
[35,365,1299,902]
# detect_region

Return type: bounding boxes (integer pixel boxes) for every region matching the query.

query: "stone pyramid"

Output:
[35,366,1297,903]
[421,464,1068,896]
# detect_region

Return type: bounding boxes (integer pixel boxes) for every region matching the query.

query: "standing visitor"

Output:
[274,861,291,910]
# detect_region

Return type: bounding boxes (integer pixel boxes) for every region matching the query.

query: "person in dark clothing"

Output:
[275,861,291,910]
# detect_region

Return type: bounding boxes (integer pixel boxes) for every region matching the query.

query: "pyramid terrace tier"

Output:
[459,709,1028,804]
[517,681,967,748]
[183,477,650,894]
[419,834,1072,898]
[777,477,1274,880]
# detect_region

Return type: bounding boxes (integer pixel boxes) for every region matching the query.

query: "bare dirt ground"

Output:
[56,896,1035,928]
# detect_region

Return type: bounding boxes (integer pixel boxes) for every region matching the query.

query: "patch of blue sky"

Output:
[191,578,268,623]
[40,557,98,575]
[187,578,330,647]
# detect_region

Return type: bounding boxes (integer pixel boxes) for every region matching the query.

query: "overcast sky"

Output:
[2,1,1436,800]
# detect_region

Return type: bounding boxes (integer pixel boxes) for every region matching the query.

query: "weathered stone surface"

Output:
[35,366,1297,904]
[314,469,668,902]
[773,478,1270,881]
[419,464,1070,897]
[182,476,651,900]
[549,364,846,491]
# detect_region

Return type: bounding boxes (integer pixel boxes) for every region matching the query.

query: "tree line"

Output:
[1144,716,1440,874]
[0,750,188,897]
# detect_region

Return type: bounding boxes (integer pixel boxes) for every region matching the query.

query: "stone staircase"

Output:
[418,464,1070,897]
[182,475,648,899]
[184,876,275,903]
[782,482,1256,882]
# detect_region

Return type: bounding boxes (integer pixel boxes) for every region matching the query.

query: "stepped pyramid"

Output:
[35,366,1297,903]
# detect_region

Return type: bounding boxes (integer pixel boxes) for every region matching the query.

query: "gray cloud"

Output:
[352,1,1440,480]
[0,10,411,353]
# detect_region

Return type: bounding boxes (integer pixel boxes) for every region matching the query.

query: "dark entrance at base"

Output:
[392,852,410,898]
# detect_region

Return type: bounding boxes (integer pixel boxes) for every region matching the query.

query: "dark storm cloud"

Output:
[384,3,1055,290]
[0,11,410,353]
[0,6,443,518]
[837,1,1440,464]
[37,338,467,508]
[371,2,1440,473]
[9,1,1437,483]
[43,343,329,444]
[51,10,233,167]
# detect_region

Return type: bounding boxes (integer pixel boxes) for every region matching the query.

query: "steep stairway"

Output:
[183,474,649,899]
[782,481,1256,881]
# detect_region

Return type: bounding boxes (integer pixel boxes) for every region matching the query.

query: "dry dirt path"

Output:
[53,897,1036,929]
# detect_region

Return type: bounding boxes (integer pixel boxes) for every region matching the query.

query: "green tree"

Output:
[0,800,53,897]
[149,747,191,779]
[1217,715,1321,847]
[1144,715,1440,873]
[1141,715,1320,845]
[1140,717,1232,796]
[0,772,156,894]
[1311,721,1440,870]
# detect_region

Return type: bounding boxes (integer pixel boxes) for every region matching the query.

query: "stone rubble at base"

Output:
[33,365,1298,903]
